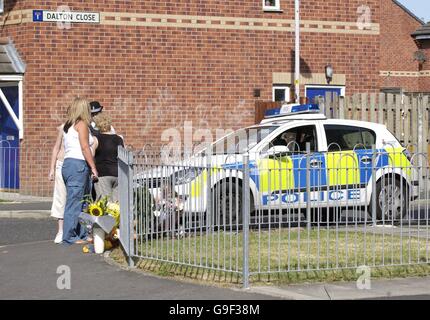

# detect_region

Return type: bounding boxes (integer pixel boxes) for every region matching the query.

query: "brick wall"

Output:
[419,42,430,92]
[1,0,383,194]
[379,0,423,92]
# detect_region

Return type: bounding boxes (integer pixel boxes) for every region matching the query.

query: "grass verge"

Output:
[109,228,430,286]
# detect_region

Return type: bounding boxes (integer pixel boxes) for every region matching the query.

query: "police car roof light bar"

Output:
[264,103,320,118]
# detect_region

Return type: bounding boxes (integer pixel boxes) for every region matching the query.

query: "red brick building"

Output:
[380,0,429,93]
[0,0,428,194]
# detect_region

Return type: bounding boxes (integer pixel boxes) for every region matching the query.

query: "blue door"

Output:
[306,86,343,103]
[0,85,20,190]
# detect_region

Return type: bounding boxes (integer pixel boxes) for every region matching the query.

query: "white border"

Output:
[272,85,290,102]
[263,0,281,11]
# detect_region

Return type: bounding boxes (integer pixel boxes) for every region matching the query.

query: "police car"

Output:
[144,104,418,223]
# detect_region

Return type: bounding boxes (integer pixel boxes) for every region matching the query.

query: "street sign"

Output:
[32,10,100,24]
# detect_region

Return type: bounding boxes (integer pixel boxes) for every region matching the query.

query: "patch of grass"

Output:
[110,228,430,286]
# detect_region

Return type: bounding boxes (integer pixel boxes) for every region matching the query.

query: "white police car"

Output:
[144,104,418,223]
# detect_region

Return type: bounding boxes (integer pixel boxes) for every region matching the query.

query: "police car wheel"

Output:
[374,178,408,221]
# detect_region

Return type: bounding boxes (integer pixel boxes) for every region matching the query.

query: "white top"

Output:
[63,125,94,161]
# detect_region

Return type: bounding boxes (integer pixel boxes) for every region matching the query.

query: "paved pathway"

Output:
[1,217,429,300]
[0,219,273,300]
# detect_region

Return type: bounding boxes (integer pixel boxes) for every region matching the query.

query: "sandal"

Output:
[74,239,88,245]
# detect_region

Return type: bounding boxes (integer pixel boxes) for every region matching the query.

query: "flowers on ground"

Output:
[88,203,104,217]
[106,202,120,227]
[83,195,120,226]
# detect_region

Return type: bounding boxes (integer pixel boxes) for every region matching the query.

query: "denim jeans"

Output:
[62,158,90,244]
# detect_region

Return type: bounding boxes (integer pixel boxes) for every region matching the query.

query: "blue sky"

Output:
[397,0,430,23]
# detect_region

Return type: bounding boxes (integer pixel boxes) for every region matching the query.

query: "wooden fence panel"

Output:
[386,94,394,134]
[423,95,429,157]
[339,96,345,119]
[378,93,385,125]
[370,93,377,123]
[361,93,367,122]
[254,101,282,124]
[256,93,429,156]
[411,96,418,151]
[395,94,402,139]
[325,91,333,119]
[403,95,411,146]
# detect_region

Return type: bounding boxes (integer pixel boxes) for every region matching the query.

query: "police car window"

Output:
[212,126,278,154]
[270,125,317,153]
[324,125,376,151]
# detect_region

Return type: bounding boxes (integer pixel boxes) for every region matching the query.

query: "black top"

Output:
[95,134,124,177]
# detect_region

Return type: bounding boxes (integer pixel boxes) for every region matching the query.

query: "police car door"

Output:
[258,123,327,209]
[323,124,377,207]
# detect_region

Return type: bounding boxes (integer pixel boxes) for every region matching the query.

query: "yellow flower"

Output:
[107,202,120,226]
[107,202,120,213]
[89,203,103,217]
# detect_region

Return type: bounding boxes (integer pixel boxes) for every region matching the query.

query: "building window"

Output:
[263,0,281,12]
[273,85,290,102]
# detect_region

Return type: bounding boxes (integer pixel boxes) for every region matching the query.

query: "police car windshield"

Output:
[211,126,278,154]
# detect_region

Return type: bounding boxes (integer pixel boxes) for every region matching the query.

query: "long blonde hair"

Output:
[63,97,91,133]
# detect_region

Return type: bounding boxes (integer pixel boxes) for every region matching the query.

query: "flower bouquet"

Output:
[79,196,120,254]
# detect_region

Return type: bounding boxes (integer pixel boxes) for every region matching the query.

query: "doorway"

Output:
[0,76,23,191]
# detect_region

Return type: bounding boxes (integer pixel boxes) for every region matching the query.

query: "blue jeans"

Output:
[62,158,90,244]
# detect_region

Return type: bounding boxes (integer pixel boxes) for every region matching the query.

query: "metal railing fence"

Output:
[117,145,430,287]
[0,143,53,200]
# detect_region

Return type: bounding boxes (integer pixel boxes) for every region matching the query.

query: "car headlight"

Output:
[173,168,203,185]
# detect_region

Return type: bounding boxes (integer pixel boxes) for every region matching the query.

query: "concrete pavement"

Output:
[0,218,274,300]
[0,201,52,219]
[249,278,430,300]
[0,202,52,211]
[0,216,429,300]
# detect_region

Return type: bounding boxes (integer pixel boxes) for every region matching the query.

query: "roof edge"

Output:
[392,0,425,25]
[2,37,26,74]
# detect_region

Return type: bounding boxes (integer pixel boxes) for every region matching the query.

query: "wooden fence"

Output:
[317,93,430,156]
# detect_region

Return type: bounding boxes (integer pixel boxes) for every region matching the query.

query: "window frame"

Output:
[262,124,320,154]
[263,0,281,12]
[272,84,290,102]
[323,124,377,152]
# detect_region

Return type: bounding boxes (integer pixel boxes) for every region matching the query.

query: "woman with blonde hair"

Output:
[62,97,98,244]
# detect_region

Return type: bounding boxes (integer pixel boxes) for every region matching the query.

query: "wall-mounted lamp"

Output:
[414,51,427,65]
[325,64,334,84]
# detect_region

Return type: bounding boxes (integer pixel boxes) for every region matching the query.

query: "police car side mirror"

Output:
[263,145,290,158]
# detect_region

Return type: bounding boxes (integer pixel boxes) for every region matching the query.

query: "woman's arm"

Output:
[92,136,99,157]
[75,121,98,179]
[48,126,63,181]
